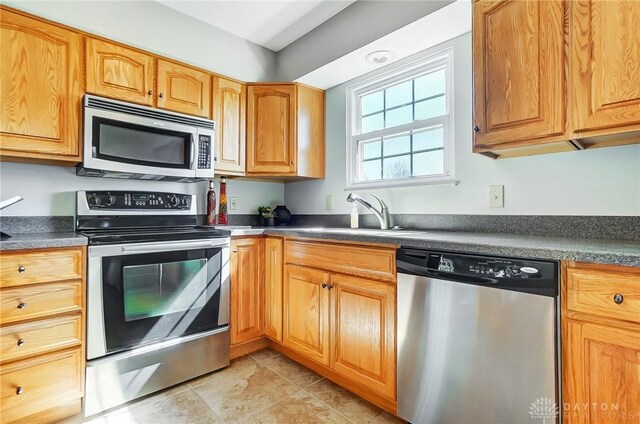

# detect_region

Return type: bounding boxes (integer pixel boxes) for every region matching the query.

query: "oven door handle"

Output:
[89,239,230,257]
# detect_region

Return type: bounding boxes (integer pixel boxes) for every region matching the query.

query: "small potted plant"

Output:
[258,206,276,227]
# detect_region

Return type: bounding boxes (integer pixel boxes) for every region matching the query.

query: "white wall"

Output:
[4,0,277,82]
[0,162,284,216]
[285,33,640,216]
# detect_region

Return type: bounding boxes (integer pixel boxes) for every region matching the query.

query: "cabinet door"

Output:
[473,0,566,147]
[213,77,246,175]
[247,85,296,174]
[157,59,211,118]
[264,237,283,343]
[571,0,640,134]
[283,265,330,365]
[330,274,396,400]
[230,238,264,345]
[563,320,640,424]
[0,10,82,162]
[85,38,155,106]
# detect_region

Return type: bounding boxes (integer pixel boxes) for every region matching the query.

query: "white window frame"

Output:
[346,48,455,190]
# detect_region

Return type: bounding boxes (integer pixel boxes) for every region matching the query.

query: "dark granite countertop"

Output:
[0,232,88,251]
[226,227,640,268]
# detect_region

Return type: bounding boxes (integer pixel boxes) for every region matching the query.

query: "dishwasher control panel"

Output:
[427,253,542,278]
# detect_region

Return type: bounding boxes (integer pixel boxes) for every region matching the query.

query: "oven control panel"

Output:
[85,191,192,210]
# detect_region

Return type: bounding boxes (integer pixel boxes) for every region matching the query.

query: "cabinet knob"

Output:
[290,161,294,166]
[147,90,153,95]
[159,93,164,99]
[233,249,237,253]
[214,156,218,162]
[321,283,328,289]
[473,125,480,133]
[17,303,27,309]
[613,293,624,304]
[17,339,25,347]
[16,387,24,395]
[18,266,25,273]
[327,284,333,290]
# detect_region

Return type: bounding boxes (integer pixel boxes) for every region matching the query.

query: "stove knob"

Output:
[89,193,101,207]
[170,196,180,207]
[181,197,188,206]
[106,194,116,206]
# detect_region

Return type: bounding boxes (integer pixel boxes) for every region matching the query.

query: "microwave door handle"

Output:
[190,134,196,169]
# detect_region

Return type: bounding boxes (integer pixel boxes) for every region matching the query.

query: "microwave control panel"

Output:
[198,135,212,170]
[85,191,192,210]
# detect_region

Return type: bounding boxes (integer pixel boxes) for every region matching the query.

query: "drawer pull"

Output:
[16,387,24,395]
[18,266,25,273]
[17,302,27,309]
[613,293,624,304]
[17,339,25,347]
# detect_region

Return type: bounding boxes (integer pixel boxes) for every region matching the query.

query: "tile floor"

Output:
[62,349,404,424]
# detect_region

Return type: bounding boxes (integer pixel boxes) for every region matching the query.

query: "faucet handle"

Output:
[370,194,388,210]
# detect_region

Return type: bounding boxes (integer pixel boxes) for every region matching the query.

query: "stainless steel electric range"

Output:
[76,190,231,416]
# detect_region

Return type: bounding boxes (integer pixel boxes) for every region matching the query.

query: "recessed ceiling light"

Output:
[365,50,395,65]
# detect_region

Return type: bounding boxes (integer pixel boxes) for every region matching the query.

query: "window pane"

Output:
[413,150,444,176]
[413,126,444,151]
[383,155,411,179]
[415,96,445,120]
[360,138,381,160]
[383,133,410,156]
[362,112,384,133]
[415,69,445,100]
[385,80,412,108]
[361,91,383,116]
[362,159,382,181]
[386,105,412,128]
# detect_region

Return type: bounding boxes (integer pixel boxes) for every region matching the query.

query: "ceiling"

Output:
[157,0,355,52]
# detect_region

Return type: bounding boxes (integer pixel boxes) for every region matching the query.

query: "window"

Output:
[346,49,454,189]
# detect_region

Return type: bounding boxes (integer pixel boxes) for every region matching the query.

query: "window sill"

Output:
[345,176,459,191]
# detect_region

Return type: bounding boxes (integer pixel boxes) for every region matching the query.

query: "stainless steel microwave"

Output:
[77,95,215,182]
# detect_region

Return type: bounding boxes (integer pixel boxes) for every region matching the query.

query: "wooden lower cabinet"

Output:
[283,264,330,365]
[264,237,283,342]
[230,238,264,346]
[0,246,86,424]
[330,274,396,400]
[562,262,640,424]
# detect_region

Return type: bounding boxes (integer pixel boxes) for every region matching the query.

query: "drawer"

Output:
[1,315,82,364]
[284,239,396,282]
[0,247,84,288]
[0,281,82,325]
[1,348,83,424]
[566,264,640,324]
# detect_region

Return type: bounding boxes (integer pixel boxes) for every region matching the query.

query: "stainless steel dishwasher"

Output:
[397,248,559,424]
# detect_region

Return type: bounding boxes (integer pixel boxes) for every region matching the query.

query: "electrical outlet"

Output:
[489,185,504,208]
[229,197,238,210]
[326,195,333,211]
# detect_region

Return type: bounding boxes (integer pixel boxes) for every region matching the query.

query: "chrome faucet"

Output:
[346,193,390,230]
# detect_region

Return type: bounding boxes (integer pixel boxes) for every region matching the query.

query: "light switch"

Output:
[229,197,238,210]
[489,185,504,208]
[326,195,333,211]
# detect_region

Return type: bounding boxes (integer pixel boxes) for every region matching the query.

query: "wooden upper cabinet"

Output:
[571,0,640,135]
[473,0,566,148]
[283,264,330,365]
[85,38,154,106]
[264,237,283,343]
[330,274,396,400]
[213,77,246,175]
[156,59,211,118]
[230,238,264,345]
[0,9,82,163]
[247,84,325,178]
[247,84,297,174]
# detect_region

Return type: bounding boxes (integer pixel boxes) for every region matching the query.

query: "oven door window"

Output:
[93,117,192,169]
[102,248,225,355]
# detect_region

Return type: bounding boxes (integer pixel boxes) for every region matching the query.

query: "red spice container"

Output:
[218,176,228,225]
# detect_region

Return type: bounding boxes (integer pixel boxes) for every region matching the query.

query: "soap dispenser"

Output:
[350,203,359,229]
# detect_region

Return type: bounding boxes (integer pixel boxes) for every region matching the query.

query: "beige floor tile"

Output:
[371,412,406,423]
[194,363,298,422]
[249,348,280,362]
[240,390,351,424]
[97,389,223,424]
[188,354,258,388]
[305,379,386,424]
[261,354,324,388]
